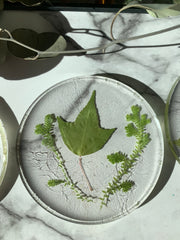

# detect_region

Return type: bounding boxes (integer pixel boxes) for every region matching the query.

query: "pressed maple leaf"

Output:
[57,90,116,191]
[57,90,116,156]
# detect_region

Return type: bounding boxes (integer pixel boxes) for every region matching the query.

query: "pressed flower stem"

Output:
[34,114,96,202]
[49,146,95,201]
[79,156,93,191]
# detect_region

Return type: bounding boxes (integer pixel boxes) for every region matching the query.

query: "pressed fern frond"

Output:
[35,114,56,151]
[120,180,135,192]
[107,152,129,164]
[48,179,66,186]
[35,114,95,202]
[126,105,140,122]
[100,105,151,207]
[125,123,138,137]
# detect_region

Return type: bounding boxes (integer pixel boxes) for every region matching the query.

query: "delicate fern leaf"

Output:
[107,152,129,164]
[140,114,151,127]
[126,105,141,122]
[35,114,56,150]
[143,133,151,145]
[131,105,141,115]
[120,180,135,192]
[126,113,134,122]
[41,135,55,148]
[125,123,138,137]
[35,114,96,202]
[138,133,151,149]
[34,124,47,135]
[44,114,56,132]
[101,104,152,208]
[35,114,56,135]
[48,179,66,187]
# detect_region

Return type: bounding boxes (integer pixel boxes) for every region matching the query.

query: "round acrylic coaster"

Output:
[17,75,164,224]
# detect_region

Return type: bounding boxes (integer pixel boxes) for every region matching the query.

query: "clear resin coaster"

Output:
[0,98,19,200]
[17,76,164,224]
[168,80,180,159]
[0,120,8,186]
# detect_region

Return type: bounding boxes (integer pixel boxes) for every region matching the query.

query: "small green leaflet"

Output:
[57,90,116,156]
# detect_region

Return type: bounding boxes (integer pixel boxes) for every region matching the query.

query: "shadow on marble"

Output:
[0,11,84,80]
[0,98,19,201]
[1,10,180,80]
[86,24,180,56]
[97,72,176,206]
[0,11,114,80]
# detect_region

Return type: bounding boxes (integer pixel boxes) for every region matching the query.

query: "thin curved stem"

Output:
[79,156,93,191]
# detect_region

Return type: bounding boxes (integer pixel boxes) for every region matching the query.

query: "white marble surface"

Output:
[0,9,180,239]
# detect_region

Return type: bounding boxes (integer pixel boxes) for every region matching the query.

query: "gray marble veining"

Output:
[0,10,180,240]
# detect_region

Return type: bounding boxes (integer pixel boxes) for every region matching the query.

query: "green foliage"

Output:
[126,105,151,129]
[35,103,152,207]
[35,114,56,152]
[125,123,139,137]
[48,179,66,186]
[57,90,116,191]
[35,114,56,134]
[107,152,129,164]
[57,90,116,156]
[120,180,135,192]
[126,105,151,153]
[35,114,95,202]
[100,105,151,207]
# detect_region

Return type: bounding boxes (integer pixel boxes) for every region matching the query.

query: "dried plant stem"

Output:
[34,114,96,202]
[79,156,93,191]
[100,105,151,208]
[49,146,95,201]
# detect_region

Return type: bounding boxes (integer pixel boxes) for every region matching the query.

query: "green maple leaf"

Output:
[57,90,116,156]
